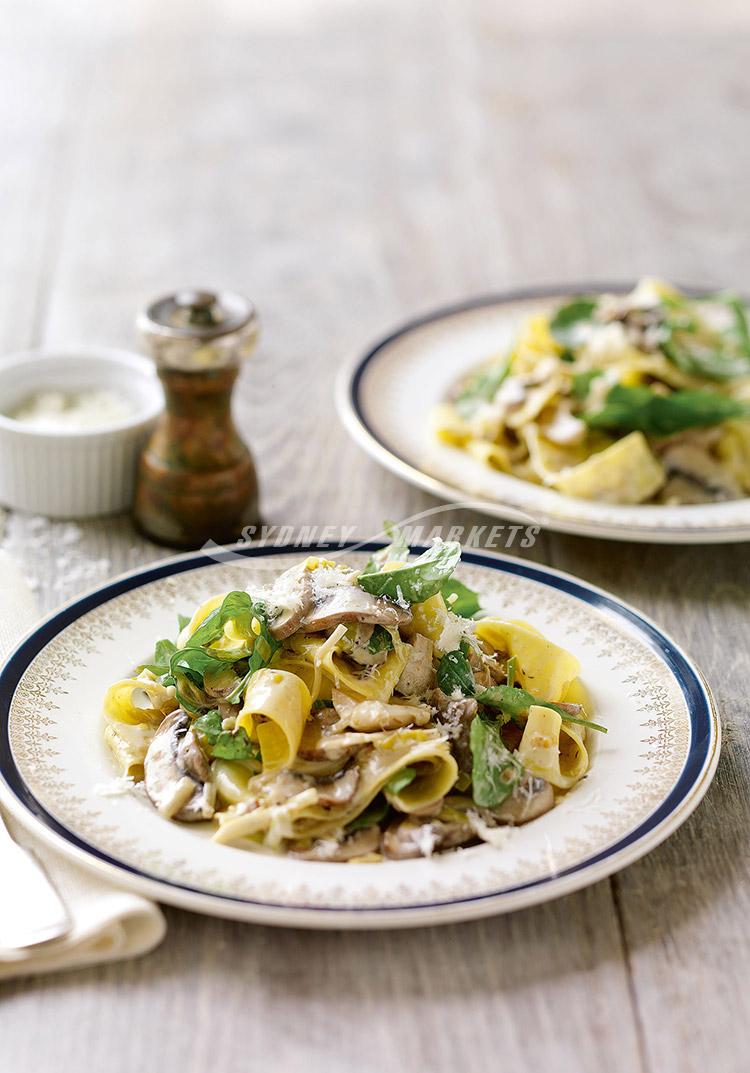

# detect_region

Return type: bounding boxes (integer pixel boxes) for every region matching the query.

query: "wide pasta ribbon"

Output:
[517,705,589,789]
[237,668,312,771]
[213,729,458,848]
[177,593,227,645]
[103,721,156,780]
[283,630,410,703]
[103,672,175,726]
[475,618,580,701]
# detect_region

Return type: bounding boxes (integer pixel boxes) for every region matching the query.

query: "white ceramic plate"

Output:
[0,543,719,929]
[336,286,750,543]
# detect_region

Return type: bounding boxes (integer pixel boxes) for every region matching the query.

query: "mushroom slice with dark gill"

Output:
[289,826,381,861]
[657,443,742,504]
[203,664,242,701]
[429,689,478,774]
[395,633,434,696]
[381,817,474,859]
[263,563,316,639]
[467,646,492,689]
[301,584,412,633]
[486,773,554,825]
[331,689,431,731]
[314,765,360,807]
[144,710,216,821]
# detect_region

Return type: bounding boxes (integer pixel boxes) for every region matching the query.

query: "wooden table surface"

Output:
[2,2,749,1070]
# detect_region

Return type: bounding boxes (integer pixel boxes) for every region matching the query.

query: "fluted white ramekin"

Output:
[0,347,163,518]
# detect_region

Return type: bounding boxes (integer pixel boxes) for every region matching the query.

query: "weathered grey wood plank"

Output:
[1,1,750,1071]
[0,885,641,1073]
[547,537,750,1073]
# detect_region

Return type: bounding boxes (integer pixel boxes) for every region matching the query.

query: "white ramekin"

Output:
[0,347,163,519]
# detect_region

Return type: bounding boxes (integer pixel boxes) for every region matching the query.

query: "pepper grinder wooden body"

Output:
[134,290,260,549]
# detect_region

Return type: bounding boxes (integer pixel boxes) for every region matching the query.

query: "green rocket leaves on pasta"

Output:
[102,540,603,860]
[436,644,475,697]
[142,638,177,678]
[436,648,607,733]
[193,709,259,761]
[549,296,598,348]
[478,684,608,734]
[435,646,525,807]
[455,358,511,417]
[224,601,280,703]
[584,384,749,438]
[358,540,462,604]
[660,292,750,381]
[165,592,280,712]
[361,525,480,619]
[168,648,235,714]
[433,280,750,508]
[434,640,606,809]
[362,520,411,573]
[571,369,603,399]
[188,591,257,654]
[440,578,482,618]
[469,717,523,807]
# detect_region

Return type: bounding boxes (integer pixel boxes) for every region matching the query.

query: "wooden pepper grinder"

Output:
[134,289,260,548]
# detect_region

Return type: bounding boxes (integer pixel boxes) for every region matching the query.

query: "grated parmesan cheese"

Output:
[9,389,134,431]
[436,609,474,656]
[92,775,145,798]
[467,811,514,849]
[415,824,439,858]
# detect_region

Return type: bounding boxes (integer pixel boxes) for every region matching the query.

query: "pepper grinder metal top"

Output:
[134,288,260,549]
[137,289,259,370]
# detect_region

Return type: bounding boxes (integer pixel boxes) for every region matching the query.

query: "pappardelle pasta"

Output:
[434,279,750,505]
[103,533,605,861]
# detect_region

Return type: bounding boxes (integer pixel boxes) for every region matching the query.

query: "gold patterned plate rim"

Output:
[0,543,720,929]
[336,283,750,544]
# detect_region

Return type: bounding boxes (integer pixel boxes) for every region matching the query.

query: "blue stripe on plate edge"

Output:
[347,283,743,537]
[0,542,715,914]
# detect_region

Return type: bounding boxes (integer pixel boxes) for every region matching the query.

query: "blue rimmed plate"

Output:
[336,285,750,543]
[0,544,719,929]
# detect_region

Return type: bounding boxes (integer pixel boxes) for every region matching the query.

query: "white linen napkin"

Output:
[0,549,166,979]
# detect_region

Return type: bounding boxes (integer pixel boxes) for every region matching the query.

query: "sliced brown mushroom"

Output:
[263,770,313,806]
[332,688,431,731]
[429,690,478,773]
[657,443,742,503]
[301,584,412,633]
[260,561,413,637]
[297,722,373,762]
[395,634,435,696]
[467,646,492,689]
[289,826,381,861]
[144,710,216,821]
[381,817,473,859]
[310,706,340,728]
[314,765,360,807]
[264,564,316,639]
[203,665,242,701]
[486,773,554,825]
[177,724,211,784]
[216,699,241,721]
